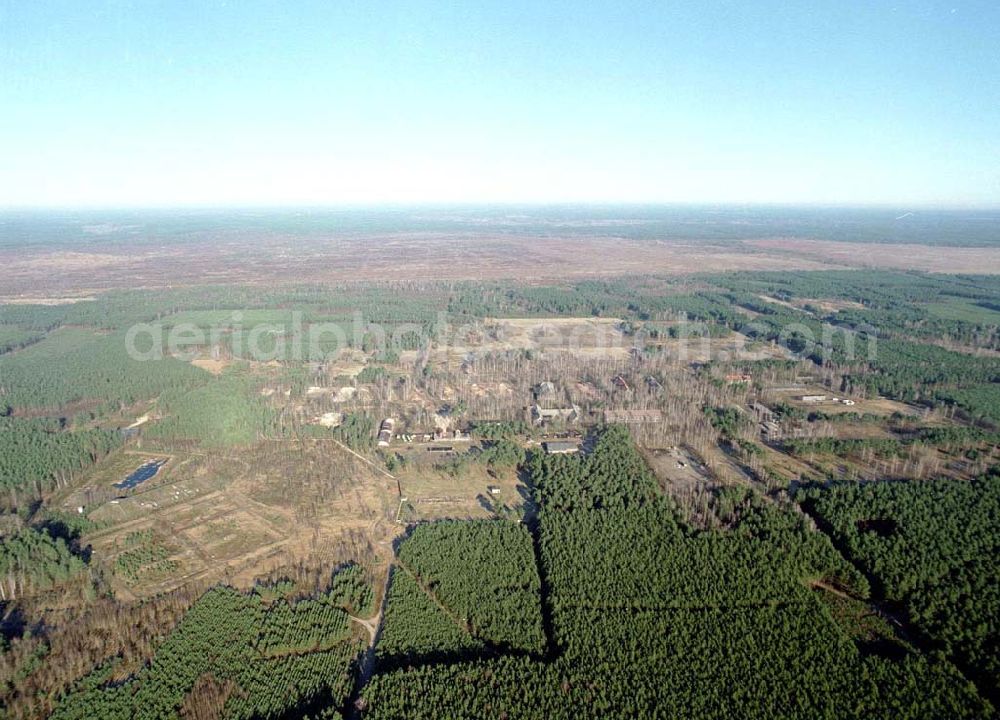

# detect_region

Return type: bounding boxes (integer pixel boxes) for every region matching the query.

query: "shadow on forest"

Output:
[857,637,909,662]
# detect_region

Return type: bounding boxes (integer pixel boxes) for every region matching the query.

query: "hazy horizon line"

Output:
[2,201,1000,214]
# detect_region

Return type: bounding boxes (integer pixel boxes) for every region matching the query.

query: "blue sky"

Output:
[1,1,998,207]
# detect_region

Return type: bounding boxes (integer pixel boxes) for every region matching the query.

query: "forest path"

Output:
[330,438,396,481]
[346,562,393,718]
[810,579,852,600]
[394,560,475,636]
[349,613,378,644]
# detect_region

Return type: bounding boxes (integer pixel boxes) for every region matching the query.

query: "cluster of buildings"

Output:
[402,429,471,443]
[749,402,782,440]
[530,404,582,426]
[378,374,666,453]
[799,394,856,406]
[379,419,472,447]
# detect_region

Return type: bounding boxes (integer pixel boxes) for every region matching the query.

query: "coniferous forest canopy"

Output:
[1,220,1000,719]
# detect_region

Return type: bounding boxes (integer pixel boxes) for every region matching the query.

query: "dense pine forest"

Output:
[800,471,1000,700]
[362,427,992,718]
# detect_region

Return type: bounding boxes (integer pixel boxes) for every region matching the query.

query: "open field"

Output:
[0,235,817,295]
[926,298,1000,324]
[644,445,723,497]
[395,459,525,522]
[7,231,1000,297]
[653,331,795,363]
[431,316,633,364]
[748,238,1000,274]
[56,440,399,599]
[762,384,925,417]
[422,317,794,366]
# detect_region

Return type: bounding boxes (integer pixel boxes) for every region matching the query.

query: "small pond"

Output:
[115,459,168,491]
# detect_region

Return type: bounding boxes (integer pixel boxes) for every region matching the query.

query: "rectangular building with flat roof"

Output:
[543,441,580,455]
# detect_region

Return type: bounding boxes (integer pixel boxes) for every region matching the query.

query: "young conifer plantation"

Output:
[362,427,992,719]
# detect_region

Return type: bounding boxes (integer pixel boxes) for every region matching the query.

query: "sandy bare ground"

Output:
[0,234,797,294]
[190,356,230,375]
[433,317,633,363]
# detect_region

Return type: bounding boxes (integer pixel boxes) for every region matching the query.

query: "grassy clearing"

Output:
[144,374,278,447]
[925,299,1000,324]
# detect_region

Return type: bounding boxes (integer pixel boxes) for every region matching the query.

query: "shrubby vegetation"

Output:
[528,424,662,511]
[475,438,525,468]
[539,498,866,614]
[472,420,532,440]
[0,526,86,600]
[34,508,103,547]
[256,595,350,655]
[332,413,375,452]
[363,608,984,720]
[143,374,279,447]
[703,405,749,439]
[328,564,374,616]
[112,529,177,585]
[49,568,371,719]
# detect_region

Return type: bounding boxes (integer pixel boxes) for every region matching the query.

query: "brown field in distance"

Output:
[6,233,1000,297]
